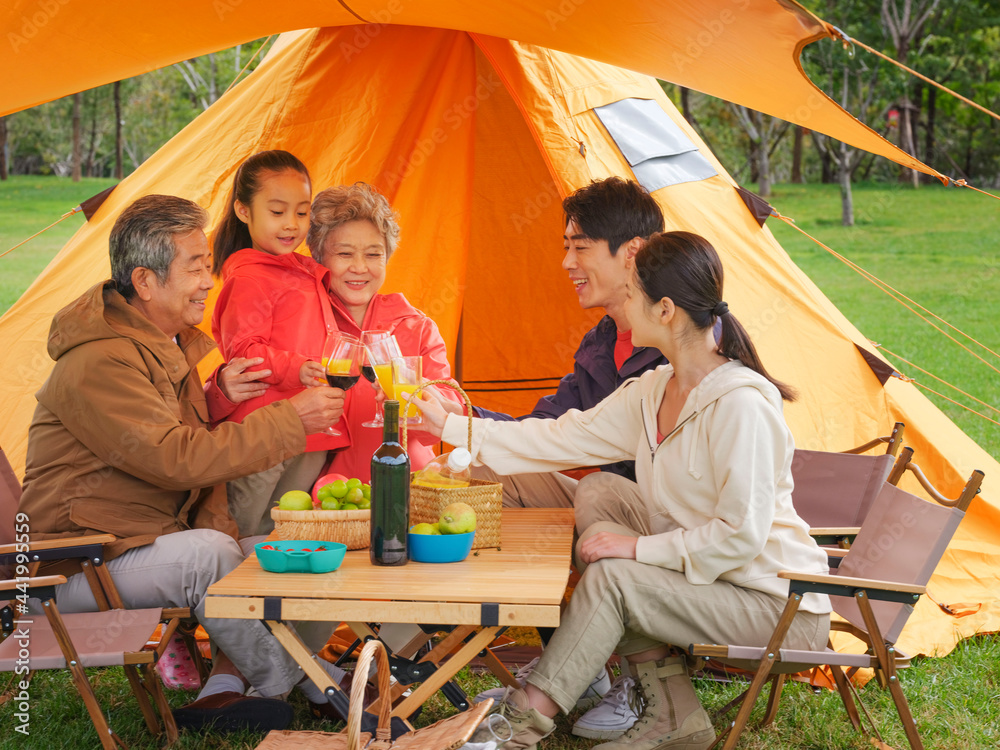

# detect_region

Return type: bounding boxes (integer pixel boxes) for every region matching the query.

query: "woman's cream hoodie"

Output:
[442,360,831,615]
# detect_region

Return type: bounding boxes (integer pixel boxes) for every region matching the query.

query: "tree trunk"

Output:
[902,101,920,188]
[208,53,218,104]
[0,116,8,180]
[758,128,772,197]
[838,145,854,227]
[821,148,834,183]
[924,86,936,184]
[85,93,98,177]
[680,86,693,124]
[114,81,124,180]
[791,126,803,183]
[72,92,82,182]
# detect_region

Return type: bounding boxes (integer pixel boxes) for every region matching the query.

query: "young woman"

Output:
[414,231,832,750]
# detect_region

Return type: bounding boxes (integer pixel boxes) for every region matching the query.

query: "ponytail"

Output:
[634,231,796,402]
[211,150,311,276]
[716,308,796,402]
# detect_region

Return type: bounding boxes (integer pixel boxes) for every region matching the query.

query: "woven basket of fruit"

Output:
[401,379,502,550]
[270,476,371,550]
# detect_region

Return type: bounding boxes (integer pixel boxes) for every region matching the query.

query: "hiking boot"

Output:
[474,656,611,711]
[592,657,714,750]
[470,687,555,750]
[572,674,640,739]
[173,691,293,733]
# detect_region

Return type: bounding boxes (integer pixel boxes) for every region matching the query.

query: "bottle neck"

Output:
[383,401,400,442]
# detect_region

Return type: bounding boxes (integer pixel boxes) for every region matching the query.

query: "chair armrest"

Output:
[778,570,924,595]
[0,534,117,556]
[0,574,68,591]
[809,527,859,538]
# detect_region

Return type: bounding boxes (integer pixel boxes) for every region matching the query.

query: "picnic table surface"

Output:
[205,507,574,626]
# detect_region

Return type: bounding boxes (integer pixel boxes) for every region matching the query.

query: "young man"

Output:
[18,195,347,734]
[466,177,666,739]
[468,176,667,509]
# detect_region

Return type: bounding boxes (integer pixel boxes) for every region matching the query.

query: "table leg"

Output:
[481,646,520,689]
[366,625,478,715]
[391,627,501,720]
[266,620,415,732]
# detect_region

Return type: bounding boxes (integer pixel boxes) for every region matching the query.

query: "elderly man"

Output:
[18,194,346,733]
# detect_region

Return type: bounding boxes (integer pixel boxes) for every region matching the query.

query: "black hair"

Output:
[212,150,311,275]
[634,231,796,401]
[562,177,664,256]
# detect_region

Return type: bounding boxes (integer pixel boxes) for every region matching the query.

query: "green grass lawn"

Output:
[0,176,117,313]
[1,177,998,748]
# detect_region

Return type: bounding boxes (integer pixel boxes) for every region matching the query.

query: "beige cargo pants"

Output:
[526,473,830,714]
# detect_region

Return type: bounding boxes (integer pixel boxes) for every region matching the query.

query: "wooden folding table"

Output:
[204,508,574,722]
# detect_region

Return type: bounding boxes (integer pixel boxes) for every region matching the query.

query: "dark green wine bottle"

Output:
[370,400,410,566]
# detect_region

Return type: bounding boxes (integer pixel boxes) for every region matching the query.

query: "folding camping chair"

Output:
[0,446,195,749]
[791,422,907,547]
[690,462,984,750]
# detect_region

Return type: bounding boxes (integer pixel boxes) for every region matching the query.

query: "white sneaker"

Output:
[474,657,611,711]
[571,674,639,740]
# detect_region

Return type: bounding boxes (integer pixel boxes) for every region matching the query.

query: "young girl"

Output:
[210,150,347,538]
[416,232,832,750]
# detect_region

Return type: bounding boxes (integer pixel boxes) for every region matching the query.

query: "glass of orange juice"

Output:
[391,355,423,424]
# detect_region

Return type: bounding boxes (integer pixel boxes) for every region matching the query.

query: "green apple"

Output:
[438,502,476,534]
[278,490,313,511]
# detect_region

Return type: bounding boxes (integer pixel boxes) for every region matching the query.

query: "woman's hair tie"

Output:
[712,301,729,317]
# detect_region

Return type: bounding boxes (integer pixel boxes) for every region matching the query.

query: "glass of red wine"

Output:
[320,332,363,436]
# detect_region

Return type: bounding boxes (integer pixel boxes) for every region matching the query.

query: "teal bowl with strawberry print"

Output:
[255,540,347,573]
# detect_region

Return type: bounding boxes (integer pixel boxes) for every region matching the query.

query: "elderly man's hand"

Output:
[219,357,271,403]
[289,386,345,434]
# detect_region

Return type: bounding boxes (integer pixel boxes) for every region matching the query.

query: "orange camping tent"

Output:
[0,18,996,659]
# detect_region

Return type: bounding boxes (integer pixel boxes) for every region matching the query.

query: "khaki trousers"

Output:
[55,529,333,698]
[228,451,327,538]
[471,464,577,509]
[526,473,830,714]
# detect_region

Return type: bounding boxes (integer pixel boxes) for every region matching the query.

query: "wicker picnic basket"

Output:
[254,639,494,750]
[270,508,370,550]
[402,379,503,550]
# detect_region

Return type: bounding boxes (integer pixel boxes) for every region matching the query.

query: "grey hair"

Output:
[307,183,401,263]
[110,195,209,299]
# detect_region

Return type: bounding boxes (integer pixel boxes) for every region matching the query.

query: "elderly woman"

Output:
[308,182,460,480]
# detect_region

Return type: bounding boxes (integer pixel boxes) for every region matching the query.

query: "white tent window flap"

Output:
[594,98,717,192]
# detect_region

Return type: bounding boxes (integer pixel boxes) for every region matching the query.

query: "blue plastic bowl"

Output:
[255,540,347,573]
[407,530,475,563]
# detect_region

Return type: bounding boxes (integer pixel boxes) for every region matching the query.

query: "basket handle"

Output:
[398,378,472,452]
[346,639,394,750]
